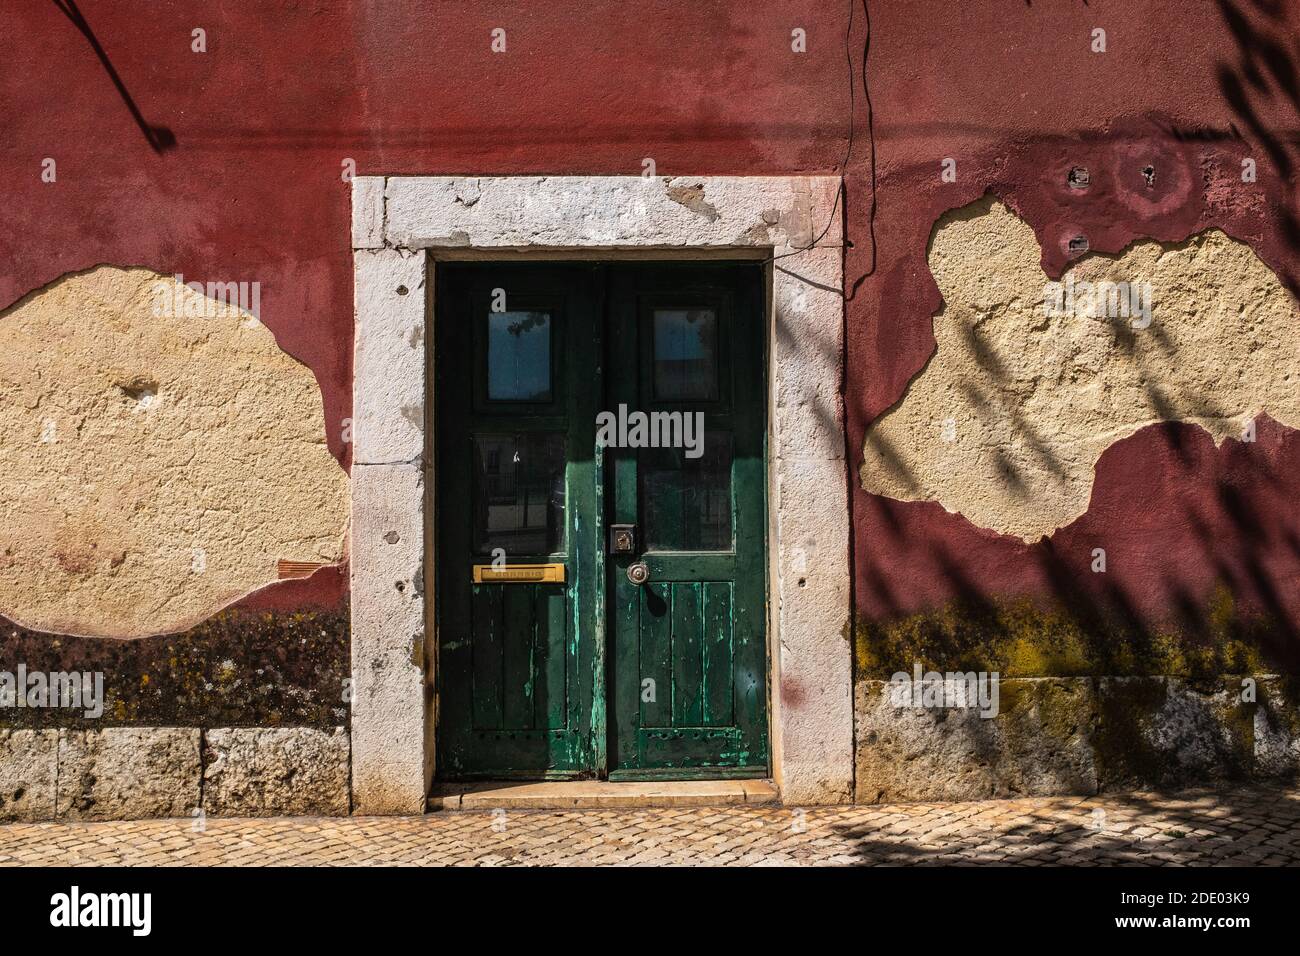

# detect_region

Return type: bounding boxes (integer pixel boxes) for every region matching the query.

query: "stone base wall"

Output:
[4,676,1296,818]
[855,676,1300,803]
[0,726,348,822]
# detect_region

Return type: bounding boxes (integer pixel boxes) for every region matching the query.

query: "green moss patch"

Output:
[856,589,1283,680]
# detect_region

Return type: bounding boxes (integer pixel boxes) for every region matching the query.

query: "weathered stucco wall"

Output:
[862,197,1300,542]
[1,0,1299,810]
[844,0,1300,798]
[0,2,854,767]
[0,267,348,638]
[851,0,1300,689]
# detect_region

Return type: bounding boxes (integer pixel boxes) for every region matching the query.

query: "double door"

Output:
[435,261,767,779]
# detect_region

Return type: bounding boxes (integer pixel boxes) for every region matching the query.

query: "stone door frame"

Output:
[349,175,851,811]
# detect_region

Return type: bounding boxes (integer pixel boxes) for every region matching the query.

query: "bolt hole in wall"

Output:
[433,260,770,781]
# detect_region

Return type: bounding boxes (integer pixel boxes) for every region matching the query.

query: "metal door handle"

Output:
[626,561,649,585]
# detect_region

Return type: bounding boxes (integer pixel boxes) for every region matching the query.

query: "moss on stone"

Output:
[1091,677,1170,786]
[856,589,1284,681]
[998,679,1094,746]
[0,605,348,729]
[1092,677,1255,788]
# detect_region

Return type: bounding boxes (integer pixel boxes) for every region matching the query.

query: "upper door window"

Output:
[652,307,718,402]
[487,310,552,401]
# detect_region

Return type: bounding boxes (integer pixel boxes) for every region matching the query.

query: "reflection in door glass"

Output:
[473,433,566,554]
[653,308,718,401]
[641,433,732,551]
[487,311,551,401]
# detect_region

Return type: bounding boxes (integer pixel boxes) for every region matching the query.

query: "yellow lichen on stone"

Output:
[861,197,1300,541]
[0,266,348,638]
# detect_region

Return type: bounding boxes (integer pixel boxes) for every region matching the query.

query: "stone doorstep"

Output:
[427,779,778,810]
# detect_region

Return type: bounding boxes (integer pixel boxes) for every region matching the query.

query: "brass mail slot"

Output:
[472,563,566,584]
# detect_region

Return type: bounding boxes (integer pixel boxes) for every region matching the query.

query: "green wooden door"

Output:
[435,263,602,778]
[606,264,768,778]
[435,262,767,780]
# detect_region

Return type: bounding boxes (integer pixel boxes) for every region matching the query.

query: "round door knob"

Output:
[626,561,650,585]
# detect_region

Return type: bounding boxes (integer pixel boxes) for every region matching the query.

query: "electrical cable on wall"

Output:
[771,0,876,304]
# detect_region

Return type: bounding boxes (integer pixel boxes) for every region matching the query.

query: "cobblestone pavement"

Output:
[2,786,1297,866]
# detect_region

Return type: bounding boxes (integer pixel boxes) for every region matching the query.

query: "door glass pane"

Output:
[653,308,718,401]
[487,311,551,401]
[641,432,732,551]
[473,433,565,554]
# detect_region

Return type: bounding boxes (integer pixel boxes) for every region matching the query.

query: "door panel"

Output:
[436,261,767,781]
[466,583,567,731]
[607,263,768,778]
[700,581,735,726]
[436,264,600,778]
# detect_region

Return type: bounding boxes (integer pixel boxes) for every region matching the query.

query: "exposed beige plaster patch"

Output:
[665,181,720,222]
[0,266,348,638]
[861,197,1300,541]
